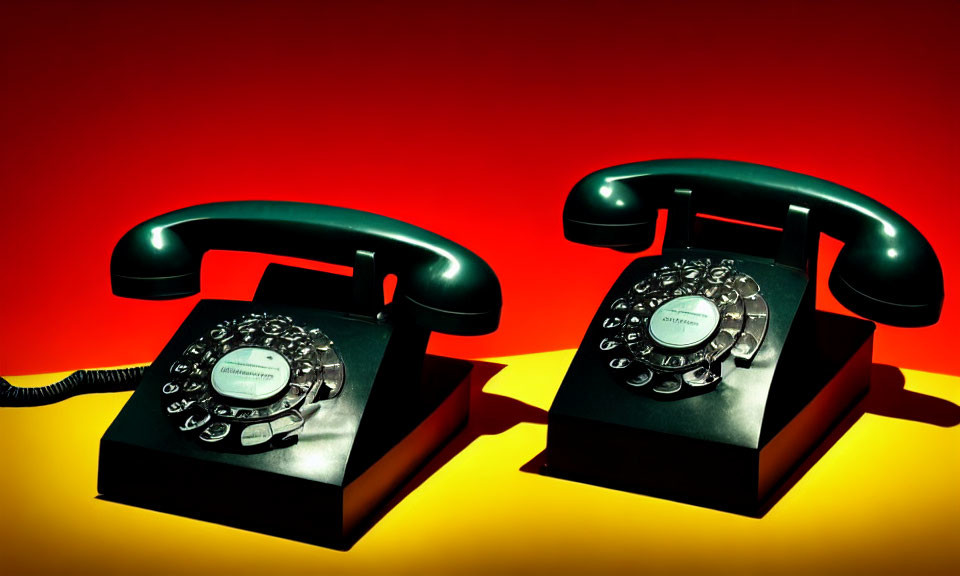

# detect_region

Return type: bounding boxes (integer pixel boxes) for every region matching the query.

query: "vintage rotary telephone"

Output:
[546,159,943,514]
[1,201,501,547]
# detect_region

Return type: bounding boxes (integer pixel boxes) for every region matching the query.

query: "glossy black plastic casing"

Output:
[111,201,501,336]
[563,159,944,327]
[101,202,500,546]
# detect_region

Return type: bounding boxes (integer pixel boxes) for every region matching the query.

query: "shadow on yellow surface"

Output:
[868,364,960,427]
[354,359,550,545]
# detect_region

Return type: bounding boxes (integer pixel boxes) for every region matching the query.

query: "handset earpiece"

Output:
[563,158,943,327]
[563,176,659,251]
[830,223,942,327]
[111,201,502,335]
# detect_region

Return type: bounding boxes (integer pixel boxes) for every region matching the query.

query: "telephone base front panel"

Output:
[99,353,470,548]
[545,311,875,515]
[98,299,473,549]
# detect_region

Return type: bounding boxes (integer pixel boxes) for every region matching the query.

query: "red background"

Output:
[1,0,958,377]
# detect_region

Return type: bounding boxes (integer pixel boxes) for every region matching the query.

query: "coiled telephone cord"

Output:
[0,367,145,407]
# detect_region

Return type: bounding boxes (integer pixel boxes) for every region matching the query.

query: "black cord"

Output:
[0,366,146,407]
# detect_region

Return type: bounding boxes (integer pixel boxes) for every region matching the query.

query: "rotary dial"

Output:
[160,312,344,448]
[599,258,768,396]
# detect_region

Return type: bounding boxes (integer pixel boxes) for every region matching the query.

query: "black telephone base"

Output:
[98,346,473,550]
[545,311,875,516]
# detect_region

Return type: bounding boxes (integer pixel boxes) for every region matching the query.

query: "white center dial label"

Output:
[211,347,291,401]
[648,295,721,349]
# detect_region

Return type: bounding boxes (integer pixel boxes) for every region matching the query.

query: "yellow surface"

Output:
[1,350,959,575]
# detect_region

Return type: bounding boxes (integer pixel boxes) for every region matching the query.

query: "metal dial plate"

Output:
[160,312,345,449]
[599,258,769,397]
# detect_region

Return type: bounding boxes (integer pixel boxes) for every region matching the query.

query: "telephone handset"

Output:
[547,159,943,514]
[5,201,501,547]
[562,158,942,326]
[110,201,500,334]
